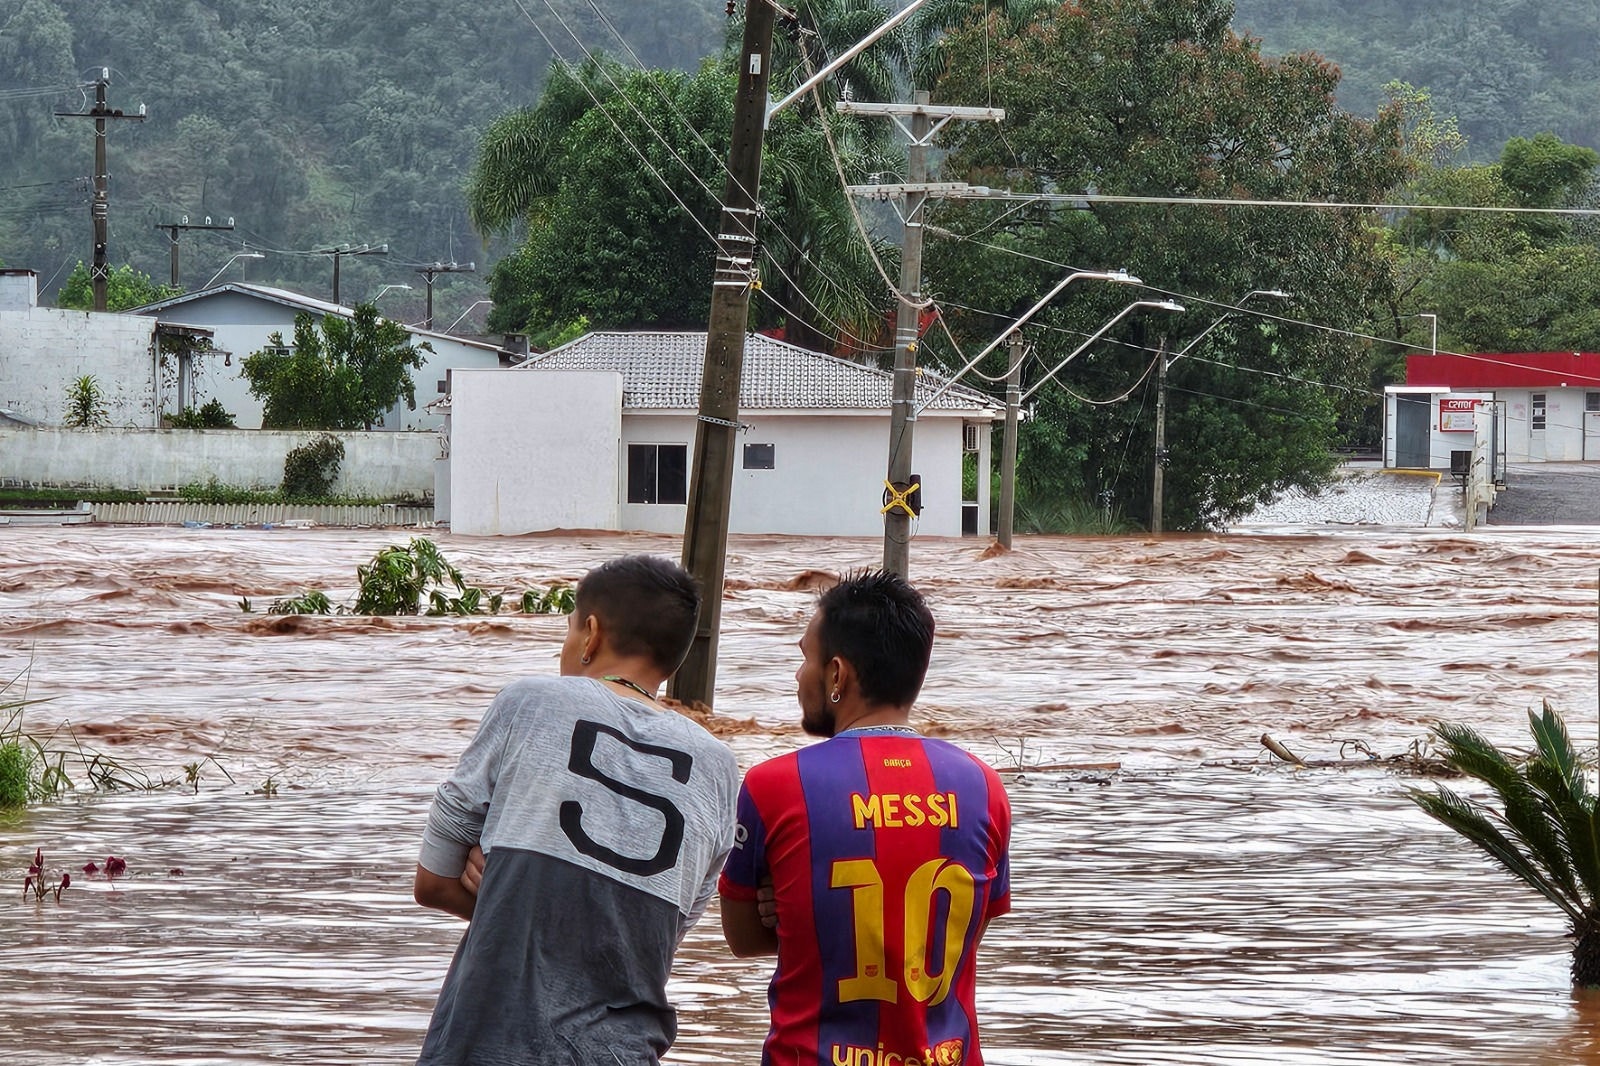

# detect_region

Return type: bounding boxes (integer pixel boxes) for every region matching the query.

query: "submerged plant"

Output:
[22,848,69,903]
[1409,702,1600,986]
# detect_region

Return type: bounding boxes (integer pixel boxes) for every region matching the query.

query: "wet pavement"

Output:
[1490,464,1600,527]
[2,526,1599,1064]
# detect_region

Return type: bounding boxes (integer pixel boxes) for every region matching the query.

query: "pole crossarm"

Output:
[836,102,1004,145]
[1019,300,1186,403]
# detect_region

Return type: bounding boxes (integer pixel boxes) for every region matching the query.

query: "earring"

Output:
[581,654,592,665]
[830,690,841,704]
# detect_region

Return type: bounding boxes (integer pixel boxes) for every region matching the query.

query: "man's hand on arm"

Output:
[721,894,779,957]
[414,862,478,921]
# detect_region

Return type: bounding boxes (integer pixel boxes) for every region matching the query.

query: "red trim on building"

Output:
[1406,352,1600,389]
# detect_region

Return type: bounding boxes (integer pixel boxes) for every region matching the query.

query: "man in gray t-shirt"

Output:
[413,556,738,1066]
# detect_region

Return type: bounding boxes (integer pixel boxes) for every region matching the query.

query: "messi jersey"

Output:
[720,730,1011,1066]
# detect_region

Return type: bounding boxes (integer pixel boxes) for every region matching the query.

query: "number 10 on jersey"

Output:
[831,857,978,1007]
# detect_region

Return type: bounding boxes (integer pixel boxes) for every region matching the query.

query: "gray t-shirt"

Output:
[416,677,739,1066]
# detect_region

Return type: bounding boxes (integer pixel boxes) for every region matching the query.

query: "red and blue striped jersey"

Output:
[720,730,1011,1066]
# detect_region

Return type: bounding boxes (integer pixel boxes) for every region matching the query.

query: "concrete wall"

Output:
[131,292,500,431]
[0,426,437,497]
[449,368,622,535]
[617,410,977,537]
[0,306,160,427]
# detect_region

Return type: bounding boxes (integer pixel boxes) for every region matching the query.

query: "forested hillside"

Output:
[1233,0,1600,158]
[0,0,723,319]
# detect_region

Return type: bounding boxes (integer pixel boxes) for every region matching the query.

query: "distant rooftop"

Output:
[129,283,511,356]
[520,331,1001,413]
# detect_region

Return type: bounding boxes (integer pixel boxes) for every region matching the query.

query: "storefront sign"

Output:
[1439,397,1484,432]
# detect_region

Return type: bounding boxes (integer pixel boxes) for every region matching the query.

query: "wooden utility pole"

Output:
[416,261,475,330]
[1151,340,1170,534]
[997,332,1024,549]
[157,216,235,289]
[838,96,1005,576]
[669,0,776,709]
[318,244,387,305]
[56,70,144,312]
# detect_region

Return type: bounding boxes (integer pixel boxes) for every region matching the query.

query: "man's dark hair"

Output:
[817,570,935,707]
[576,555,701,673]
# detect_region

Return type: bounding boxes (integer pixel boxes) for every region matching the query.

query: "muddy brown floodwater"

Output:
[2,525,1599,1065]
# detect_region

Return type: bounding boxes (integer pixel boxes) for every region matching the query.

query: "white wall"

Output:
[131,292,499,431]
[1497,387,1592,462]
[617,410,976,537]
[449,369,622,535]
[0,427,437,497]
[0,307,160,426]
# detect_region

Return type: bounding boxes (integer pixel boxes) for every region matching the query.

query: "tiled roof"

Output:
[519,332,1001,413]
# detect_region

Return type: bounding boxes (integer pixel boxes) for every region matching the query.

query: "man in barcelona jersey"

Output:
[720,570,1012,1066]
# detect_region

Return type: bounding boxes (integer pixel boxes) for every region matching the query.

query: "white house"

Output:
[130,283,518,431]
[444,331,1005,538]
[0,269,212,428]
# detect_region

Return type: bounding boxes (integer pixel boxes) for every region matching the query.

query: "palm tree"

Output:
[1410,701,1600,986]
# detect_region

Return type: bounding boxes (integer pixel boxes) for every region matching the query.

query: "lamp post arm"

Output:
[769,0,934,118]
[1019,302,1152,403]
[916,270,1139,411]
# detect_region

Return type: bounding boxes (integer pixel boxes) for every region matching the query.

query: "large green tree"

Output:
[925,0,1412,529]
[240,305,430,430]
[54,262,179,312]
[468,50,894,354]
[1385,132,1600,355]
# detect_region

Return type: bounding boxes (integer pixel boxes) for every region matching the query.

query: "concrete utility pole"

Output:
[669,0,776,709]
[56,69,144,312]
[1151,340,1171,533]
[997,332,1024,549]
[157,216,235,289]
[318,244,387,305]
[838,95,1005,576]
[415,262,475,330]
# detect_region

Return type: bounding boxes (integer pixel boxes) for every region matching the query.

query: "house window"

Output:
[627,444,687,504]
[1587,392,1600,413]
[743,443,775,470]
[1531,392,1547,431]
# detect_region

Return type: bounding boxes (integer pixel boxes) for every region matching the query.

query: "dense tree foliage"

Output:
[0,0,723,322]
[469,54,894,352]
[1233,0,1600,160]
[240,305,429,430]
[54,262,178,311]
[925,0,1411,529]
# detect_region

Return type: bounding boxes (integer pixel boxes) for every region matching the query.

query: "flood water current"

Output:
[3,525,1599,1064]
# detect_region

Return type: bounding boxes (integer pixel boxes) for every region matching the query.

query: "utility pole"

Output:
[317,244,387,305]
[1151,340,1170,534]
[156,216,235,289]
[997,332,1024,549]
[839,95,1005,576]
[56,69,144,312]
[415,261,475,330]
[668,0,776,709]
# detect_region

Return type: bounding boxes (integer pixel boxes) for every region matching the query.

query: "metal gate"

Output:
[1395,393,1432,468]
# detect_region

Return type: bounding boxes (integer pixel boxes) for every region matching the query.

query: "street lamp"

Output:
[372,283,412,304]
[917,269,1144,410]
[1151,288,1292,533]
[441,299,493,333]
[1019,299,1186,403]
[203,251,265,289]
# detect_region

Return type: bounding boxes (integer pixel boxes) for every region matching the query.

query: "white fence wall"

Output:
[0,307,160,426]
[0,427,438,497]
